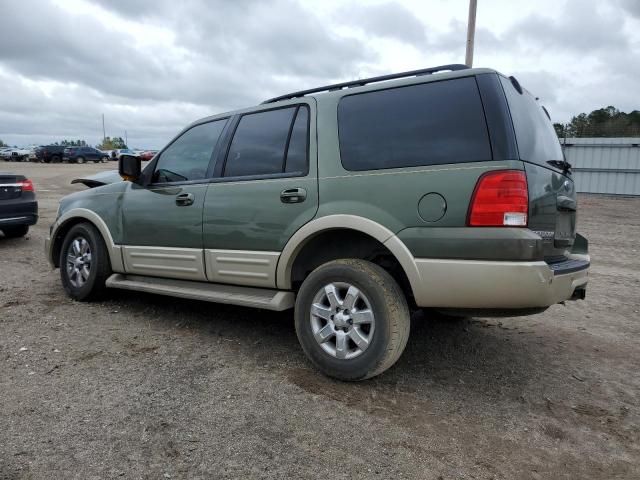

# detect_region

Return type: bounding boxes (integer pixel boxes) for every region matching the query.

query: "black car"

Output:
[63,147,108,164]
[0,172,38,238]
[35,145,66,163]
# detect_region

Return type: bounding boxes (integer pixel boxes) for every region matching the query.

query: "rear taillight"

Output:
[468,170,528,227]
[19,179,35,192]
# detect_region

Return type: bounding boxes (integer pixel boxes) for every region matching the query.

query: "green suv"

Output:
[46,64,589,380]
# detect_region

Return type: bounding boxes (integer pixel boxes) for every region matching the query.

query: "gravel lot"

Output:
[1,162,639,479]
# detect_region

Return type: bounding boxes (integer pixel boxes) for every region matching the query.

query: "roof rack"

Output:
[262,64,470,104]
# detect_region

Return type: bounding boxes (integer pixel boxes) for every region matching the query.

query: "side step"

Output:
[105,274,295,311]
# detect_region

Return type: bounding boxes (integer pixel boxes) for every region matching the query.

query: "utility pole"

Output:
[465,0,477,67]
[125,130,128,147]
[101,114,106,142]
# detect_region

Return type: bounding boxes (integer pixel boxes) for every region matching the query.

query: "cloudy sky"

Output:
[0,0,638,148]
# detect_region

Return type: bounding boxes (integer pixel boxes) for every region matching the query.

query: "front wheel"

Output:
[76,156,85,164]
[59,223,111,301]
[294,259,410,381]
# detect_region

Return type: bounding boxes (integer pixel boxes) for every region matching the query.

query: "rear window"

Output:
[338,77,492,171]
[499,76,563,163]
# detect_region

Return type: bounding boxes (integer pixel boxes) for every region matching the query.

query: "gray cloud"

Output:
[338,2,427,45]
[0,0,637,148]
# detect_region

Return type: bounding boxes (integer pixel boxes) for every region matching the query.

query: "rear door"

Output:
[499,75,576,259]
[202,102,318,288]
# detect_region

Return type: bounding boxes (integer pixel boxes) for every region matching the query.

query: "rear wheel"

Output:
[101,156,108,163]
[2,225,28,238]
[59,223,111,301]
[294,259,410,381]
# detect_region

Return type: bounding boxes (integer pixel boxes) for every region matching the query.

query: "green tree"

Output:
[0,139,6,147]
[97,136,128,150]
[555,107,640,138]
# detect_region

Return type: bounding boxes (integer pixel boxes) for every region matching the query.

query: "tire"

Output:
[101,156,108,163]
[76,156,85,164]
[2,225,28,238]
[50,155,59,163]
[294,259,410,381]
[59,223,111,301]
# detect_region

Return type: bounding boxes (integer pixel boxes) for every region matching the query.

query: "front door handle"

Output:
[176,192,194,206]
[280,188,306,204]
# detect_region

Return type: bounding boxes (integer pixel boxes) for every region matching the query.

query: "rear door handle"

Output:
[176,192,194,206]
[280,188,306,204]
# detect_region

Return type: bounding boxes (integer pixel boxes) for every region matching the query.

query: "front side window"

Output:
[153,119,227,183]
[338,77,492,171]
[224,106,309,177]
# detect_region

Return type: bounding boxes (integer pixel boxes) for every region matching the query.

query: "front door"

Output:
[202,102,318,288]
[121,118,228,281]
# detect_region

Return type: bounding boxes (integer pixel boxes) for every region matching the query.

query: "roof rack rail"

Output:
[262,64,470,104]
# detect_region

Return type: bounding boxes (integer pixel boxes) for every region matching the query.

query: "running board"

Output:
[105,274,295,311]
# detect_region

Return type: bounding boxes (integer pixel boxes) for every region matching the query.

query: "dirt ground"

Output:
[1,162,639,479]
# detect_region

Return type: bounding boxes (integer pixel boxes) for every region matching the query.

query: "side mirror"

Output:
[119,155,141,182]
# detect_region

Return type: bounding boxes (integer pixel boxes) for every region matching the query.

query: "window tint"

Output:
[224,108,295,177]
[338,77,492,171]
[284,106,309,173]
[153,119,226,183]
[499,76,563,163]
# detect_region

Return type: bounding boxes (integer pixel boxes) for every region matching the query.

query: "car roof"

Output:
[187,65,499,129]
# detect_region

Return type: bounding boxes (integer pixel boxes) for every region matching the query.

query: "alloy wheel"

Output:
[65,237,92,288]
[310,282,375,360]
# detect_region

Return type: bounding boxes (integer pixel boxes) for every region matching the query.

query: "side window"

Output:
[338,77,492,171]
[224,107,300,177]
[153,119,227,183]
[284,107,309,174]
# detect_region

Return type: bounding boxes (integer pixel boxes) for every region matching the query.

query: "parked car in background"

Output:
[35,145,67,163]
[110,149,138,161]
[0,172,37,237]
[63,146,108,164]
[138,150,158,161]
[2,147,31,162]
[0,147,14,160]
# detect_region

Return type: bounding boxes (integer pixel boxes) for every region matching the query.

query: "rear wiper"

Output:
[547,159,572,174]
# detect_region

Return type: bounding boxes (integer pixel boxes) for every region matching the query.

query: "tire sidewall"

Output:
[295,261,395,381]
[59,224,103,300]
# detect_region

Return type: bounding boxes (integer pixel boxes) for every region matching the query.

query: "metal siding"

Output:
[560,137,640,195]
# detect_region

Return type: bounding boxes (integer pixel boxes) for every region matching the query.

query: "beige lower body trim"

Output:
[412,256,589,309]
[204,249,279,288]
[122,246,206,281]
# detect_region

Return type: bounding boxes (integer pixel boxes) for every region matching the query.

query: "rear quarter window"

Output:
[338,77,492,171]
[499,76,563,163]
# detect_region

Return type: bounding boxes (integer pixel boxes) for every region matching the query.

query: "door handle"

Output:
[280,188,306,204]
[176,192,194,206]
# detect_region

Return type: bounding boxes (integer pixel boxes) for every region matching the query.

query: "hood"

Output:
[71,170,122,188]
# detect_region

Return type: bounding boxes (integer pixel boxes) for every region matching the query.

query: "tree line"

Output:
[554,106,640,138]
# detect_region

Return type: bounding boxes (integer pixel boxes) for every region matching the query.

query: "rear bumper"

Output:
[412,254,589,309]
[0,200,38,227]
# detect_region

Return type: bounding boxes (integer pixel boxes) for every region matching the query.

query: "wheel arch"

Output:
[276,215,421,298]
[50,208,124,272]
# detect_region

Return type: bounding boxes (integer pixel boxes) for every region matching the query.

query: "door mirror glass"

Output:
[119,154,141,182]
